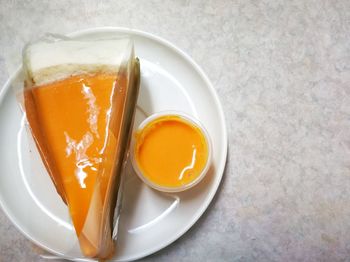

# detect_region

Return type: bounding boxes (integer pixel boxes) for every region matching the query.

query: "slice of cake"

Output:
[22,36,140,259]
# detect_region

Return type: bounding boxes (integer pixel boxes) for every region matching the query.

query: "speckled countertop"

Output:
[1,0,350,261]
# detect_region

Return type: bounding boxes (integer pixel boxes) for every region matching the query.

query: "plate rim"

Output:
[0,26,228,261]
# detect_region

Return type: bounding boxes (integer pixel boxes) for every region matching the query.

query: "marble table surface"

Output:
[1,0,350,261]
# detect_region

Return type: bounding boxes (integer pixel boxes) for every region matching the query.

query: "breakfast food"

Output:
[22,36,140,258]
[133,114,210,192]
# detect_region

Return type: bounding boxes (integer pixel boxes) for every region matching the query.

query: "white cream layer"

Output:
[24,38,132,85]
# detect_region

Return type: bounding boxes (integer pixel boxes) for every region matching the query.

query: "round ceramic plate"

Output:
[0,27,227,261]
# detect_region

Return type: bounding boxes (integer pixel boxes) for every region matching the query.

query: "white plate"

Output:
[0,27,227,261]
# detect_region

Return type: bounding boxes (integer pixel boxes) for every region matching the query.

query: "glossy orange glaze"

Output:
[135,116,209,188]
[24,74,124,237]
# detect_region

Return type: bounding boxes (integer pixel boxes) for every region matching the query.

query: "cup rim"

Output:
[130,111,212,193]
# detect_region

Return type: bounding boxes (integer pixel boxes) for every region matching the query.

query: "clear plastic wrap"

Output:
[20,35,140,259]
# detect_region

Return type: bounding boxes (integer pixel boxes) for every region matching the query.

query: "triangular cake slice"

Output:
[22,37,140,258]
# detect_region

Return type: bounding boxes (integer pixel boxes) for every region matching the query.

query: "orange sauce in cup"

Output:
[134,115,209,189]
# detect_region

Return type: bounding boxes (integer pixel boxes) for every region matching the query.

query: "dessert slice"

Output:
[22,37,140,258]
